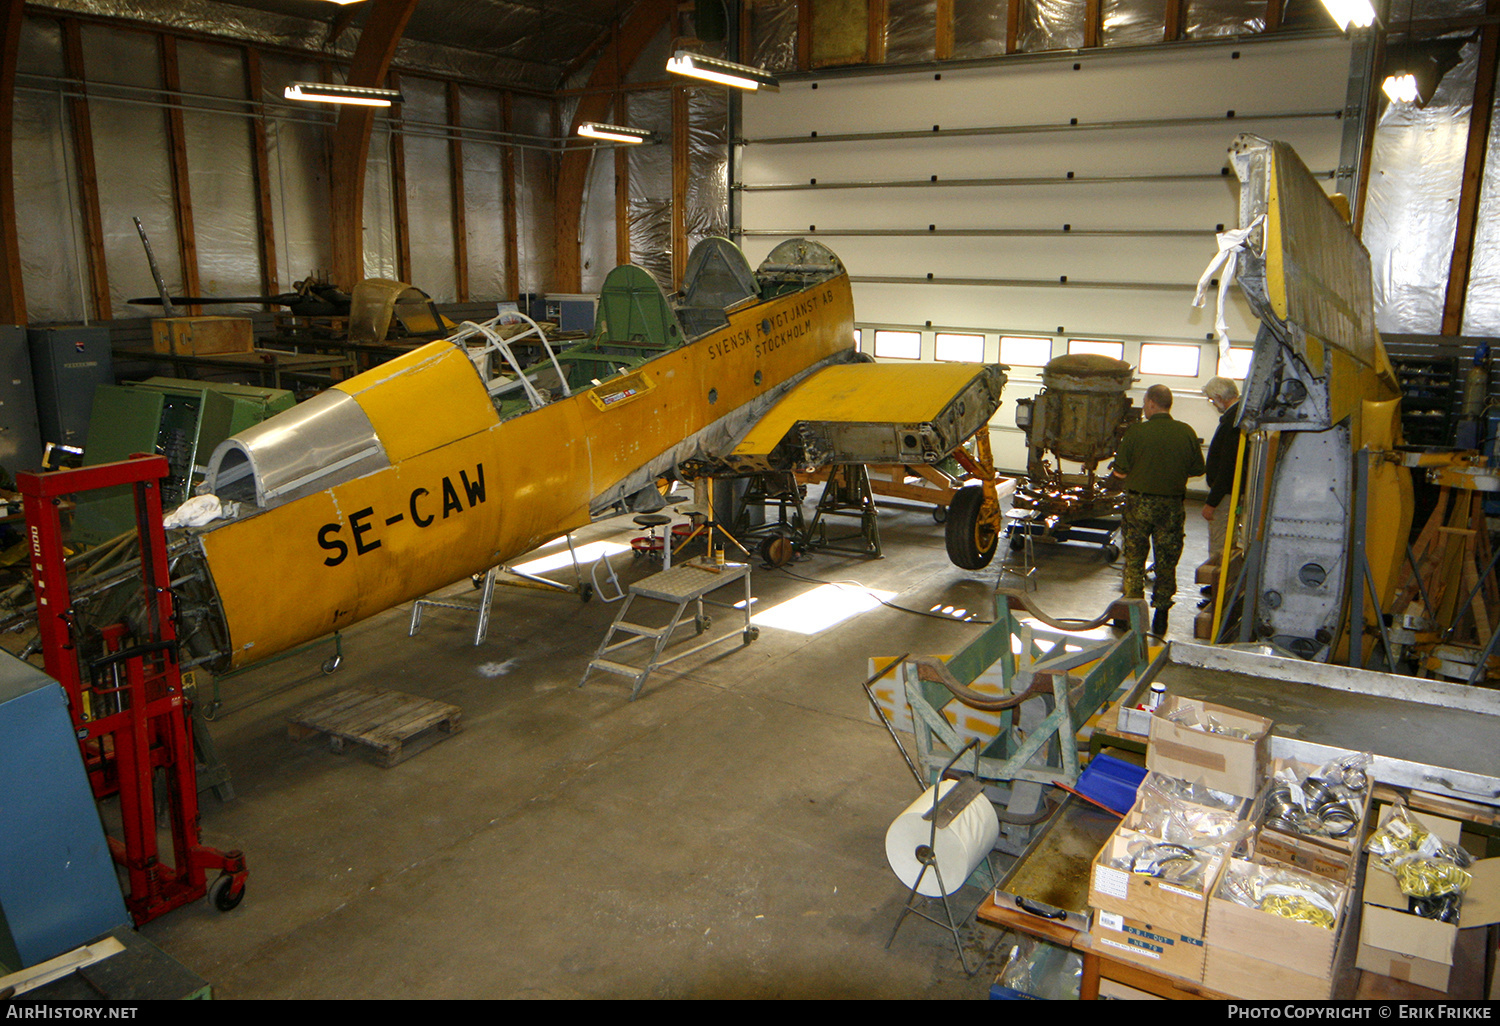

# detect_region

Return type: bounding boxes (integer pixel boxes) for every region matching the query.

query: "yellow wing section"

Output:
[725,362,1007,474]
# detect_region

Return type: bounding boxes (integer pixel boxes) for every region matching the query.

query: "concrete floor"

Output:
[138,493,1214,999]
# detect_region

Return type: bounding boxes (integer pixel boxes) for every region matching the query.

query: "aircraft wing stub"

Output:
[723,362,1007,474]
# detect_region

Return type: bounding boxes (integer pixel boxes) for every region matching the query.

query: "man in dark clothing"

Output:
[1199,377,1243,584]
[1109,384,1206,636]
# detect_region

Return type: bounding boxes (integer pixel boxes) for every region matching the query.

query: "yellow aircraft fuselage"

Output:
[197,275,855,670]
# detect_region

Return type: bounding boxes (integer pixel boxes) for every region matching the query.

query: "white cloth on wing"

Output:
[164,494,224,529]
[1193,214,1265,353]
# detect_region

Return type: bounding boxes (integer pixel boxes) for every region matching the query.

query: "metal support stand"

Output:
[902,595,1148,854]
[885,738,993,976]
[732,471,807,546]
[411,535,606,643]
[410,566,500,645]
[802,464,881,557]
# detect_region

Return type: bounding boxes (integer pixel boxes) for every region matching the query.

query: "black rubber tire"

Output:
[945,486,998,570]
[932,505,947,524]
[210,874,244,913]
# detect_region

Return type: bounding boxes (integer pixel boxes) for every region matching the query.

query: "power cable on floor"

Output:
[768,562,996,624]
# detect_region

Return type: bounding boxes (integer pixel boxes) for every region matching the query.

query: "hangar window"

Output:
[1067,339,1124,360]
[853,328,863,351]
[999,336,1052,367]
[935,332,985,362]
[874,329,922,360]
[1140,343,1201,377]
[1219,347,1254,379]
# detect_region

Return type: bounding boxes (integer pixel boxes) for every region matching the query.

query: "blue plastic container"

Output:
[1075,752,1148,815]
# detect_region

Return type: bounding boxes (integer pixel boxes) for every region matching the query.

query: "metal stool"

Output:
[631,513,676,568]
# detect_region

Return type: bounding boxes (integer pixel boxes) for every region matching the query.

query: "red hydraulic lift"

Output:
[18,453,247,925]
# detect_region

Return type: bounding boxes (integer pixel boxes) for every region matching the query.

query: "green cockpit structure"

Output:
[465,236,845,421]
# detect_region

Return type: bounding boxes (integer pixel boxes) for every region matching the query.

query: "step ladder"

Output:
[580,560,757,700]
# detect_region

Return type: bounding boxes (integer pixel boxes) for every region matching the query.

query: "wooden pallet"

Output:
[288,687,462,767]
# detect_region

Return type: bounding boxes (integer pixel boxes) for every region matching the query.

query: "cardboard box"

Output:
[1202,903,1360,1000]
[1090,909,1206,981]
[1206,858,1348,977]
[1146,695,1270,798]
[1089,824,1228,938]
[151,316,254,356]
[1255,828,1359,883]
[1355,807,1500,992]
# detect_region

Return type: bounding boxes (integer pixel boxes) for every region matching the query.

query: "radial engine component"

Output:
[1011,354,1139,536]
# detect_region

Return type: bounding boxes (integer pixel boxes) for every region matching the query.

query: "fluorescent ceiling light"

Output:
[284,82,403,107]
[751,583,894,635]
[1382,73,1420,103]
[1317,0,1376,30]
[666,50,779,92]
[577,122,653,144]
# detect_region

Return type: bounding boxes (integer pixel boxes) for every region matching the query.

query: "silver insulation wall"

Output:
[602,25,730,292]
[14,19,86,323]
[28,0,575,90]
[401,77,458,301]
[954,0,1011,58]
[13,11,558,317]
[1464,58,1500,337]
[751,0,1278,66]
[1363,39,1478,335]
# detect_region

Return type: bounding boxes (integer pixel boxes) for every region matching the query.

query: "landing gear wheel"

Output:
[945,486,998,570]
[209,874,244,913]
[932,505,947,524]
[743,626,760,644]
[322,655,342,675]
[1102,543,1120,563]
[1009,533,1026,553]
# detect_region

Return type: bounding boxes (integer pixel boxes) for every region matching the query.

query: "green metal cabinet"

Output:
[70,380,294,546]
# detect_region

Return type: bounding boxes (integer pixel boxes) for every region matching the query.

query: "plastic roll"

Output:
[884,780,1000,897]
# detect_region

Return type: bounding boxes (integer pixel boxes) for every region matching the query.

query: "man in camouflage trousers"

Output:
[1109,384,1206,637]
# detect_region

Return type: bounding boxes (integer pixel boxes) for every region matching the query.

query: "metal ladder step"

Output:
[610,621,669,639]
[589,658,648,679]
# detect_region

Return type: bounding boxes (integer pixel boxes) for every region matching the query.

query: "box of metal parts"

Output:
[1146,696,1270,798]
[1355,806,1500,992]
[151,316,253,356]
[1090,909,1206,981]
[1251,757,1371,883]
[1204,857,1351,991]
[1089,824,1229,938]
